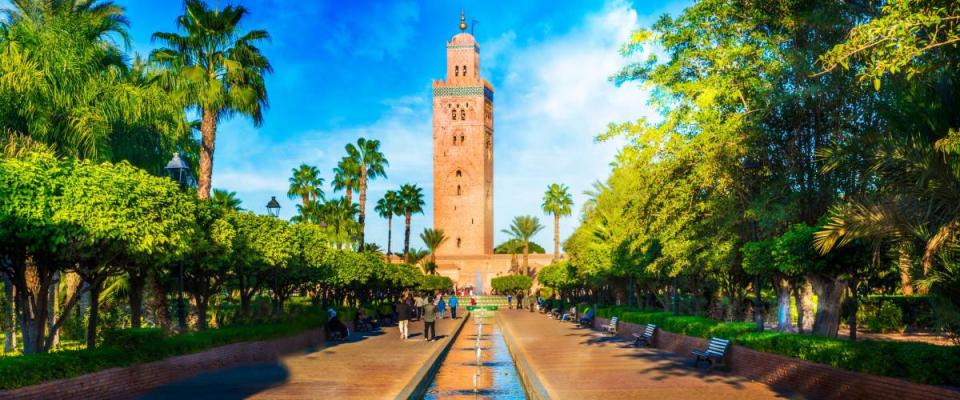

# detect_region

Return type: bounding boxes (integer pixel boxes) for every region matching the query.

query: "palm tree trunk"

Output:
[387,215,393,256]
[345,189,352,207]
[898,244,913,296]
[523,241,530,275]
[302,194,309,211]
[553,212,560,259]
[403,212,412,261]
[197,108,218,200]
[358,165,367,251]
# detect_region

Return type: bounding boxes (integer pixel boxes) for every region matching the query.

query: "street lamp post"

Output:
[266,196,281,217]
[164,153,190,331]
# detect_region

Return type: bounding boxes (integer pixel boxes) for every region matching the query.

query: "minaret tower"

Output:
[432,11,495,256]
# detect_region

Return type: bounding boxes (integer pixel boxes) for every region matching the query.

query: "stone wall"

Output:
[1,328,328,400]
[594,317,960,400]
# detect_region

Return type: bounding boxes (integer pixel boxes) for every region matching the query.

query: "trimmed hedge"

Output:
[596,306,960,386]
[0,313,330,390]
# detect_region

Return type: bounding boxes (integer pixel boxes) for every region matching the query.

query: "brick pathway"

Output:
[498,310,803,400]
[140,317,462,400]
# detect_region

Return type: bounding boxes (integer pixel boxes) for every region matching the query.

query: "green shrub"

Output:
[102,328,166,351]
[599,305,960,386]
[859,301,905,333]
[0,313,328,390]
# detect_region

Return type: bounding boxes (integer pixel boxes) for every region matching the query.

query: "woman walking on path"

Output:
[437,295,446,319]
[423,298,437,341]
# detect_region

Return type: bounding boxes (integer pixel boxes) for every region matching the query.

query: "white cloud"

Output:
[212,0,683,252]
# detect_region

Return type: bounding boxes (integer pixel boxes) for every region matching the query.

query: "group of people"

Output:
[396,291,463,342]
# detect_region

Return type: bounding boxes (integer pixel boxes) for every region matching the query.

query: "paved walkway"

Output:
[140,317,462,400]
[498,310,802,400]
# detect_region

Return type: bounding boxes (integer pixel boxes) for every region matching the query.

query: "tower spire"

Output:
[459,10,467,32]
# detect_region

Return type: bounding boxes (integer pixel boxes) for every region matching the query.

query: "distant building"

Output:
[431,13,553,293]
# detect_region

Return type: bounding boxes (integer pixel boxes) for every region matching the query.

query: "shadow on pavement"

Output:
[138,362,289,400]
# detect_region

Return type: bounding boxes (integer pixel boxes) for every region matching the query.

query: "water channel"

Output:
[423,310,526,399]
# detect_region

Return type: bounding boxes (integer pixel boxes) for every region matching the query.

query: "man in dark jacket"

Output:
[396,296,412,340]
[422,297,438,341]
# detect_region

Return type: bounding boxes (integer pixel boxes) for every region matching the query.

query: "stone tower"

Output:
[432,12,494,256]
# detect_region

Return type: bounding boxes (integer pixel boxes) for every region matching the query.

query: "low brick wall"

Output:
[1,328,329,400]
[594,317,960,400]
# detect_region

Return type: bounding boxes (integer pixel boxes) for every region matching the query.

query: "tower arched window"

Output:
[457,238,462,248]
[451,109,457,120]
[456,170,462,177]
[457,185,461,195]
[463,65,467,76]
[460,109,466,120]
[460,135,465,143]
[454,65,459,76]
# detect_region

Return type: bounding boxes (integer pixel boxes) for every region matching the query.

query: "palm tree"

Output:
[211,189,242,211]
[407,248,430,266]
[498,239,523,274]
[502,216,545,275]
[398,184,425,262]
[332,156,360,206]
[318,197,359,250]
[346,138,388,250]
[287,164,324,210]
[542,183,574,259]
[420,228,447,269]
[151,0,272,200]
[375,190,402,255]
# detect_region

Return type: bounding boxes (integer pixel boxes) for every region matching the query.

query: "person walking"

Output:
[396,296,411,340]
[423,298,438,341]
[507,294,513,309]
[414,295,425,321]
[437,295,446,319]
[449,294,459,319]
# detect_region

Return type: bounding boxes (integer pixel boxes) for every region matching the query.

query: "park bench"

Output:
[602,316,619,335]
[692,337,730,368]
[632,324,657,347]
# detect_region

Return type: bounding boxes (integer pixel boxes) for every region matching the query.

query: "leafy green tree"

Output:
[183,202,234,330]
[151,0,272,200]
[398,184,425,261]
[490,275,533,298]
[345,138,388,250]
[502,216,545,275]
[542,183,574,259]
[375,190,402,255]
[419,228,447,272]
[419,275,453,292]
[287,164,324,210]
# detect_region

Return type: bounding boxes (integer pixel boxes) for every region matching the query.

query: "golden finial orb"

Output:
[459,11,467,32]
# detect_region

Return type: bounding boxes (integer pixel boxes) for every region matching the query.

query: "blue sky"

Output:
[96,0,688,251]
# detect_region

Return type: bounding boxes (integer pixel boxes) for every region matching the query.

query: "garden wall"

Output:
[0,328,329,400]
[594,317,960,400]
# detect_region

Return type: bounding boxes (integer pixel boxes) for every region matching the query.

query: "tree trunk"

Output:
[129,271,145,329]
[810,274,845,338]
[150,270,171,332]
[797,280,814,333]
[553,212,560,259]
[2,274,15,353]
[387,215,393,256]
[848,275,860,341]
[522,241,529,274]
[195,295,209,331]
[197,108,218,200]
[403,212,412,261]
[358,164,367,251]
[345,189,352,207]
[898,244,913,296]
[86,279,102,349]
[775,277,795,333]
[47,271,60,348]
